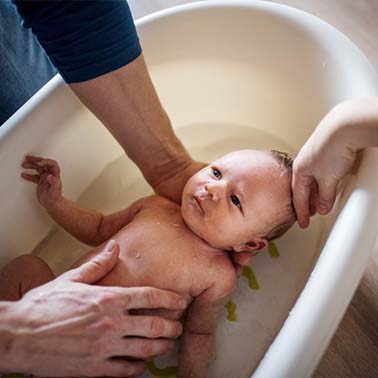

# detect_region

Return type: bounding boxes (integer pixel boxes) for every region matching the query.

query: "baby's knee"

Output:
[5,254,46,274]
[0,254,54,298]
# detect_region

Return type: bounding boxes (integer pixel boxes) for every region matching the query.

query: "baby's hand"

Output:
[21,156,62,208]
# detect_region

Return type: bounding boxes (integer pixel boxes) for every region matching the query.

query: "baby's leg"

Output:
[0,254,55,301]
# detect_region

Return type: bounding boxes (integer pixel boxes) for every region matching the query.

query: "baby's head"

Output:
[181,149,295,254]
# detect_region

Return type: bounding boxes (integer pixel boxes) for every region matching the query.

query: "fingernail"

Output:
[176,323,183,336]
[318,204,329,214]
[105,240,116,253]
[178,298,186,309]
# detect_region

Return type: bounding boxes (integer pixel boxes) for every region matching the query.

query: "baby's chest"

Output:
[112,217,213,295]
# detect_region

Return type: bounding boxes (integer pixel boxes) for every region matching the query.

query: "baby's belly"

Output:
[95,259,190,320]
[90,241,195,320]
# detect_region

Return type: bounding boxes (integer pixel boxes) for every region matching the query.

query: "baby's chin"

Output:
[181,203,231,250]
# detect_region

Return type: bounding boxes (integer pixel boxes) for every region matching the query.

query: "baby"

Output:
[0,149,295,377]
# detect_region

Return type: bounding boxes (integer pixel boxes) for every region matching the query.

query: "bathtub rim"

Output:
[1,1,378,377]
[132,1,378,377]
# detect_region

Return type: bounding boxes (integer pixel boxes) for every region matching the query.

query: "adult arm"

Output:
[13,0,202,203]
[0,240,185,377]
[293,97,378,228]
[70,54,204,203]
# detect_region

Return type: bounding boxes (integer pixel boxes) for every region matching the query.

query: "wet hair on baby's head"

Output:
[264,150,296,241]
[270,149,293,171]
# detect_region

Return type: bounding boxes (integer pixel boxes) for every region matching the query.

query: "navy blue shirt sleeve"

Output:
[13,0,142,83]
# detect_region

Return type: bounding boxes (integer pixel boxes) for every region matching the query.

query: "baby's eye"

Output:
[212,168,222,180]
[231,195,241,209]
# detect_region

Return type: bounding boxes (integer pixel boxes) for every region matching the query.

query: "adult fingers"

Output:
[121,287,186,311]
[316,181,338,215]
[308,181,318,217]
[292,173,311,229]
[90,358,146,378]
[123,315,182,338]
[110,338,174,360]
[64,240,120,284]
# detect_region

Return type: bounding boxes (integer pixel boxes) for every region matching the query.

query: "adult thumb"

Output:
[317,181,338,215]
[65,240,120,284]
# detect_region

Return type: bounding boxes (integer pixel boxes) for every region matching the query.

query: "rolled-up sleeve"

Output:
[13,0,142,83]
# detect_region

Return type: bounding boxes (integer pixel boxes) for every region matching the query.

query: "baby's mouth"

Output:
[193,195,204,215]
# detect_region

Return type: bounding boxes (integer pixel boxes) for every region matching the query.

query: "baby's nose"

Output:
[205,182,224,201]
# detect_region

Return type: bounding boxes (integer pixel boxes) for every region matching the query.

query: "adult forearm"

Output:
[327,97,378,150]
[69,55,192,191]
[0,302,22,372]
[45,197,103,246]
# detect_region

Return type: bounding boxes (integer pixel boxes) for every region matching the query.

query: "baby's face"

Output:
[181,150,292,251]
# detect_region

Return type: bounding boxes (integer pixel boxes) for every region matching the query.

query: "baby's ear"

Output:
[233,237,268,255]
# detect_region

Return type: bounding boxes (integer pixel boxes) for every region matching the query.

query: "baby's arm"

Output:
[178,269,237,378]
[21,156,145,246]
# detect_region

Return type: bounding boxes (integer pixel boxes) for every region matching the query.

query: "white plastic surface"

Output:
[1,1,378,377]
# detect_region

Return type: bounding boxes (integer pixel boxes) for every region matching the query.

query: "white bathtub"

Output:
[1,1,378,377]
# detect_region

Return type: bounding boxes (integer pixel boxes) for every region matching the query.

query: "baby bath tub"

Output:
[1,1,378,377]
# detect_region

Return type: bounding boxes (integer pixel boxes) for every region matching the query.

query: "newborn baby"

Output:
[0,149,295,377]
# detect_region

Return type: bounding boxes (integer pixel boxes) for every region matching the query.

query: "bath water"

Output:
[34,123,324,378]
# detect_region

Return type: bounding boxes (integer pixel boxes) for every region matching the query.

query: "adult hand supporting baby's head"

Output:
[292,100,370,228]
[3,240,186,377]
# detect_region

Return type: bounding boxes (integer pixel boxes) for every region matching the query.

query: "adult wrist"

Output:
[0,301,26,373]
[330,98,378,151]
[147,137,193,189]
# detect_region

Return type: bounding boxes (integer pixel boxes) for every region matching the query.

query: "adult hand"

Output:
[2,240,185,377]
[155,160,208,204]
[292,100,367,228]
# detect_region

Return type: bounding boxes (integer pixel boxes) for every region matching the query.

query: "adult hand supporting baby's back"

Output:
[0,240,185,377]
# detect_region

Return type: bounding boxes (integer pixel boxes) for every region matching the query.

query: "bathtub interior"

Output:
[1,2,378,378]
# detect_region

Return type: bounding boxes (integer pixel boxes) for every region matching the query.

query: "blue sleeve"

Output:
[13,0,142,83]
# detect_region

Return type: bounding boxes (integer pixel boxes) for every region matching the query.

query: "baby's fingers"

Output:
[24,155,44,163]
[21,172,40,183]
[22,156,45,173]
[34,158,60,177]
[21,161,43,173]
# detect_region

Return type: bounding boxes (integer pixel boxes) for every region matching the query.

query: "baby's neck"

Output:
[179,215,227,253]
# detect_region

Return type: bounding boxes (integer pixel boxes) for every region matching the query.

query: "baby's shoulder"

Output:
[141,194,179,210]
[194,252,237,300]
[212,254,238,294]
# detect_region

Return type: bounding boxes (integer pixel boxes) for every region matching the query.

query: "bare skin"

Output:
[293,97,378,228]
[69,54,251,269]
[0,53,201,377]
[0,240,185,377]
[2,150,292,377]
[69,54,203,205]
